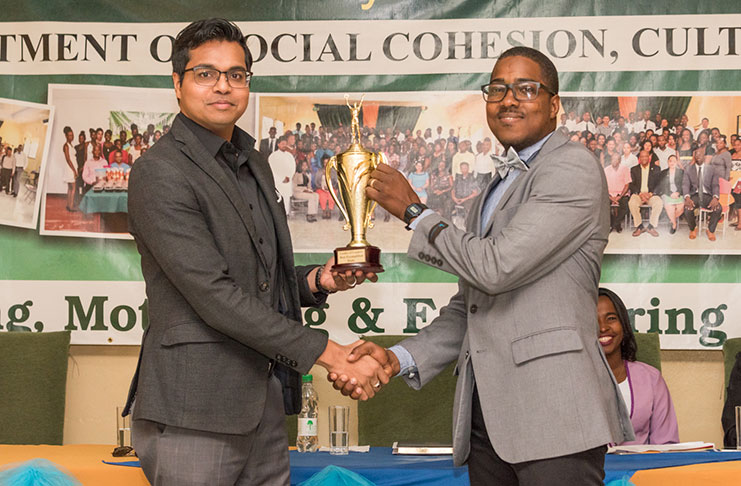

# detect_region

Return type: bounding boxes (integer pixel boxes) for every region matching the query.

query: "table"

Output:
[78,191,128,232]
[2,444,741,485]
[79,191,128,214]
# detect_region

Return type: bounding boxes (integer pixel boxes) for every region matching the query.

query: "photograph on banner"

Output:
[0,97,53,230]
[42,84,179,239]
[258,91,741,255]
[43,84,257,239]
[256,91,499,253]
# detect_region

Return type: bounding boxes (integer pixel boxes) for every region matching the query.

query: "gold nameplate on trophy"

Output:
[326,94,386,273]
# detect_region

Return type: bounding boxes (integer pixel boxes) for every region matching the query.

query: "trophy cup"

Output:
[325,95,386,273]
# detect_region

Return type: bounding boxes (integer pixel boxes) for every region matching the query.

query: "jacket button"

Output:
[470,304,478,314]
[259,237,264,244]
[259,281,269,292]
[418,252,425,259]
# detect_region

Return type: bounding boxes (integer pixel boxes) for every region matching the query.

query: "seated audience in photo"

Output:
[575,112,596,133]
[314,154,336,220]
[730,139,741,230]
[473,137,495,186]
[628,150,663,237]
[653,134,677,170]
[641,140,660,166]
[451,140,474,176]
[597,287,679,445]
[108,150,129,169]
[635,110,657,132]
[291,160,319,223]
[451,161,479,214]
[427,160,453,218]
[81,144,108,188]
[710,136,732,181]
[600,137,619,168]
[604,151,631,232]
[660,155,685,235]
[683,147,722,241]
[722,352,741,448]
[620,142,638,168]
[407,161,429,204]
[109,140,131,164]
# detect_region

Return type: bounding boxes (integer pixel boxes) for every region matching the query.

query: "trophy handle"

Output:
[325,155,350,226]
[364,151,388,229]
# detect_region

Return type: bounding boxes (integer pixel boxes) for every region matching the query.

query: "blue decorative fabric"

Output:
[297,465,376,486]
[603,450,741,483]
[0,459,81,486]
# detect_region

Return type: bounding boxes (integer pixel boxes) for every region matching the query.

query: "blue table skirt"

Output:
[289,448,468,486]
[104,448,741,485]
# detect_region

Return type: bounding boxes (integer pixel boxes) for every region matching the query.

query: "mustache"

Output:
[497,108,525,117]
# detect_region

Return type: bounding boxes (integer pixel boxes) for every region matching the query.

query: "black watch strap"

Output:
[403,202,428,226]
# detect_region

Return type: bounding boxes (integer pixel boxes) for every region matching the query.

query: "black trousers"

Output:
[468,386,606,486]
[610,195,629,229]
[683,193,722,233]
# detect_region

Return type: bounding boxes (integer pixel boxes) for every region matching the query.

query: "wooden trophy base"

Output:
[332,245,384,273]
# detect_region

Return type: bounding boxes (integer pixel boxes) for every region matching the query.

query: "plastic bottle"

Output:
[296,374,319,452]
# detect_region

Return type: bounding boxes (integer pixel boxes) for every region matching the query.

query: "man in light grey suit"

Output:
[123,19,387,486]
[335,47,633,484]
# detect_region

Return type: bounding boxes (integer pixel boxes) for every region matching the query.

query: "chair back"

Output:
[357,336,456,446]
[0,331,71,444]
[719,178,731,211]
[634,332,662,372]
[723,338,741,390]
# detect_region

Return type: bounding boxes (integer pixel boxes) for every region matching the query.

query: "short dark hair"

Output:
[172,18,252,83]
[63,126,73,134]
[498,46,559,95]
[599,288,637,361]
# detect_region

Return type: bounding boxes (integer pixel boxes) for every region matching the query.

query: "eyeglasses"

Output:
[184,67,252,88]
[480,81,554,103]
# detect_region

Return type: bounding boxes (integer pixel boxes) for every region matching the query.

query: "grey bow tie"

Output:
[491,147,529,179]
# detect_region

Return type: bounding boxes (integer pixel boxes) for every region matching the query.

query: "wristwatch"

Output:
[403,202,428,227]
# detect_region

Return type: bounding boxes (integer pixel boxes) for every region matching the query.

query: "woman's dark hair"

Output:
[599,287,637,361]
[172,18,252,83]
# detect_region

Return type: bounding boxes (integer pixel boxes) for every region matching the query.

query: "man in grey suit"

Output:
[334,47,633,484]
[123,19,387,486]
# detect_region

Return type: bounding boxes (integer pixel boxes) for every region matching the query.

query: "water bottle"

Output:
[296,374,319,452]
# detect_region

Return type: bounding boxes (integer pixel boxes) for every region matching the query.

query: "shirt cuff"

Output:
[388,344,418,378]
[407,209,436,231]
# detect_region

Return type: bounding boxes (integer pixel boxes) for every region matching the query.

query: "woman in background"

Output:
[598,287,679,445]
[407,161,429,204]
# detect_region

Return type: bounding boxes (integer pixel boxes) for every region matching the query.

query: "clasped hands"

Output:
[319,340,401,400]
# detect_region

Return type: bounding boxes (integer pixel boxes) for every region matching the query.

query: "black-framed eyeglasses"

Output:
[184,67,252,88]
[480,81,554,103]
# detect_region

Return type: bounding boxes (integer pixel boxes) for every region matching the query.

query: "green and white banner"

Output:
[0,0,739,348]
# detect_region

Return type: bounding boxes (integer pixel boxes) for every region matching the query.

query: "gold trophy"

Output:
[325,95,386,273]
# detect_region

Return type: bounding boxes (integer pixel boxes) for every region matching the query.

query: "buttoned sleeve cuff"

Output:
[407,209,435,231]
[388,344,418,378]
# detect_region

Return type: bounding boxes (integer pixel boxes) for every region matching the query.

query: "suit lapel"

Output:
[247,149,297,283]
[171,118,269,269]
[481,129,569,236]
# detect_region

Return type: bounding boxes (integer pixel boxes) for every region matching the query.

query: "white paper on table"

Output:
[607,441,715,454]
[317,445,371,453]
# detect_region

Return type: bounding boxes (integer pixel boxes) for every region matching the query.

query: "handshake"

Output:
[316,339,402,400]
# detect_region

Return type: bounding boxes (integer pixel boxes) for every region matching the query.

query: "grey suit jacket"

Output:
[400,129,633,465]
[124,116,328,435]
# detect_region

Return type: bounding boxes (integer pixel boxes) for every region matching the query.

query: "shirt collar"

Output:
[177,112,256,160]
[515,130,554,164]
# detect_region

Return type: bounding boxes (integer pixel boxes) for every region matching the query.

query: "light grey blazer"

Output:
[400,128,634,466]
